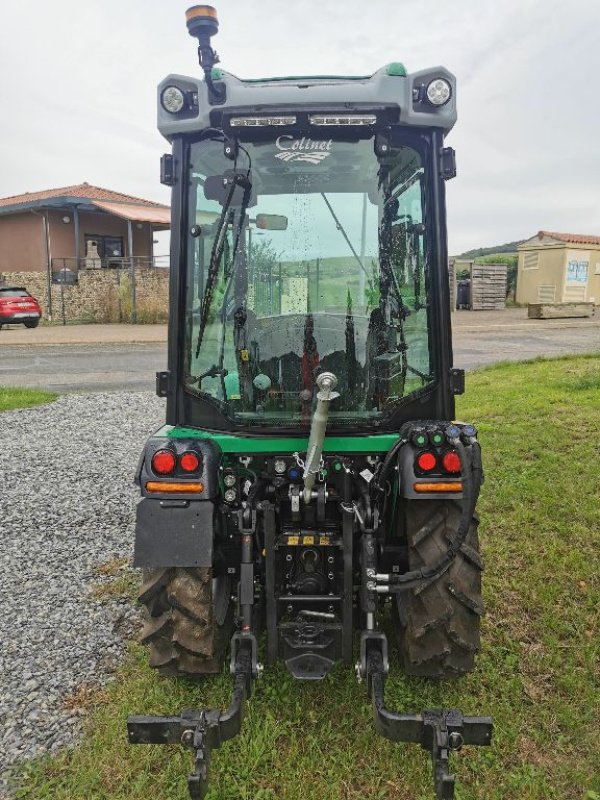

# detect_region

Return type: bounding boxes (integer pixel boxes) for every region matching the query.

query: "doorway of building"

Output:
[85,234,124,267]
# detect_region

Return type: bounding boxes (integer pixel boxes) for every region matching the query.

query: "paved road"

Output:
[0,344,165,393]
[1,315,598,393]
[453,319,599,370]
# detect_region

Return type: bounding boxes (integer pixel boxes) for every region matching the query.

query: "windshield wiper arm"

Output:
[321,193,369,278]
[190,364,229,386]
[195,172,252,359]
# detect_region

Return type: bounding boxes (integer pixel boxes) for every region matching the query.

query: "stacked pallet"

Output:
[470,264,507,310]
[448,261,457,311]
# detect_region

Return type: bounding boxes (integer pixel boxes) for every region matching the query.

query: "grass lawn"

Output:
[13,355,600,800]
[0,386,57,413]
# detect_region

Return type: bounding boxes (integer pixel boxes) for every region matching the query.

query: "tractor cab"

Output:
[158,8,460,434]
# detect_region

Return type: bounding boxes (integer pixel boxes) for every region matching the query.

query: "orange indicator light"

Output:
[146,481,204,494]
[413,481,463,493]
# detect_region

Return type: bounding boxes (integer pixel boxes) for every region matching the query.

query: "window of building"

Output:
[85,234,124,266]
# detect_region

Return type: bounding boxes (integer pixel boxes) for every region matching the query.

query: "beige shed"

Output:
[516,231,600,306]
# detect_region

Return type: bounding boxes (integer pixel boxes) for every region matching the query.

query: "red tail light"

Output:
[180,451,200,472]
[417,451,437,472]
[442,450,462,474]
[151,449,176,475]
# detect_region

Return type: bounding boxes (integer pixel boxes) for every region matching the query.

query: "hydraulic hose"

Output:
[375,436,409,493]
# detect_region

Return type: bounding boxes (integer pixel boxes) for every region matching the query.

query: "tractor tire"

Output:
[138,567,233,678]
[395,500,484,679]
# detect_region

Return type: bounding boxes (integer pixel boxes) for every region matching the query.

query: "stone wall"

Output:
[0,268,169,324]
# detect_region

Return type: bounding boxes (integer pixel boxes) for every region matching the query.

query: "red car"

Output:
[0,286,42,329]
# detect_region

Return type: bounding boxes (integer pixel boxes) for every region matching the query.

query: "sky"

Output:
[1,0,599,255]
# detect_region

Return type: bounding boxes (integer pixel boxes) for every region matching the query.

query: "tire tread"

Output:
[397,501,484,678]
[139,566,231,678]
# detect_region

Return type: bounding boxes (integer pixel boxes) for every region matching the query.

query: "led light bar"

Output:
[229,116,296,127]
[309,114,377,126]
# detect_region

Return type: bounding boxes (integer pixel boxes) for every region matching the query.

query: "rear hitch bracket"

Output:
[127,637,256,800]
[365,644,493,800]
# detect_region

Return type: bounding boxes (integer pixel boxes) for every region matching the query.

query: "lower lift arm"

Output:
[128,509,260,800]
[363,642,492,800]
[128,634,256,800]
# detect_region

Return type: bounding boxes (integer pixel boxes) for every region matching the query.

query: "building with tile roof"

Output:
[516,230,600,306]
[0,182,170,278]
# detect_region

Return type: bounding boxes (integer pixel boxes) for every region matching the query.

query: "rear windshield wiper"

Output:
[195,171,252,359]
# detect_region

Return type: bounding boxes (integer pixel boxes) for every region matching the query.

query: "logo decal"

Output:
[275,135,332,165]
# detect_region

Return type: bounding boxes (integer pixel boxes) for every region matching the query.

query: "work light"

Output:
[426,78,451,106]
[161,85,186,114]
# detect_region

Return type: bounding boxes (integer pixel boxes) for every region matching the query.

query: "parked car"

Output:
[0,287,42,329]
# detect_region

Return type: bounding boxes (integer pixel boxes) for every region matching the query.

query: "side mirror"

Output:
[255,213,288,231]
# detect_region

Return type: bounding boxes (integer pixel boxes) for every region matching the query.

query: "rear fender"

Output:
[133,436,222,567]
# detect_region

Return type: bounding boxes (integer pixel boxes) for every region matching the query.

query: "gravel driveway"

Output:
[0,393,163,796]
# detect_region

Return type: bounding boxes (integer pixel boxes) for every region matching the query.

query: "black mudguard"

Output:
[133,498,214,568]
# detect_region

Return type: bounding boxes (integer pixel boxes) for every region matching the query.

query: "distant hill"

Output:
[453,240,526,260]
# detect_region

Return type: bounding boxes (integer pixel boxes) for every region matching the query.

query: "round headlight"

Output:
[161,85,186,114]
[426,78,451,107]
[223,473,237,488]
[274,459,287,475]
[224,488,237,504]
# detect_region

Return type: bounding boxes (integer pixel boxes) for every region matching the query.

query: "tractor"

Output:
[127,7,492,798]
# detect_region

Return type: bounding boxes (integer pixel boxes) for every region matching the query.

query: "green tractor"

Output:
[128,6,492,798]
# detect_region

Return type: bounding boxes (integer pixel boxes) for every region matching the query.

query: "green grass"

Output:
[0,386,57,412]
[13,355,600,800]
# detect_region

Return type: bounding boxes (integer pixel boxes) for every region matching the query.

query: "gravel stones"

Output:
[0,392,163,795]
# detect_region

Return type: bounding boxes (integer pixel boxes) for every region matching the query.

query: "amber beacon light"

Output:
[186,5,219,35]
[185,5,223,102]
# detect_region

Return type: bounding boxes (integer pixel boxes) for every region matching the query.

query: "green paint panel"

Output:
[386,62,407,77]
[154,425,400,454]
